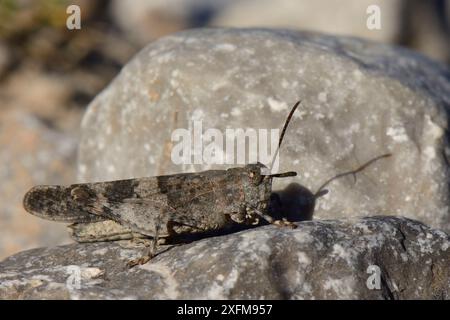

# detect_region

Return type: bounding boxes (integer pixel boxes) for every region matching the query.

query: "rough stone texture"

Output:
[0,216,448,299]
[78,28,450,231]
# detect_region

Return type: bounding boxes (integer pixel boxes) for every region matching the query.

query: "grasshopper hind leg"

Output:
[68,220,148,242]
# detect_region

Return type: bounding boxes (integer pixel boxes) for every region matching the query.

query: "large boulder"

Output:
[78,28,450,231]
[0,216,448,299]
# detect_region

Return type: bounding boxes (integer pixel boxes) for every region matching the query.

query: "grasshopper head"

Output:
[242,163,297,215]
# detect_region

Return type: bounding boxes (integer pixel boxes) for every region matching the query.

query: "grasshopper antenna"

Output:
[265,100,301,178]
[314,153,392,198]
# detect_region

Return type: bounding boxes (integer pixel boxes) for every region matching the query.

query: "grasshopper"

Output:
[23,101,391,267]
[23,101,302,267]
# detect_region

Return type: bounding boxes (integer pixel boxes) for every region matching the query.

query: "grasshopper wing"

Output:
[24,168,244,236]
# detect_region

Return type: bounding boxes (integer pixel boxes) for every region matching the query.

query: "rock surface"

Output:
[0,216,448,299]
[78,28,450,231]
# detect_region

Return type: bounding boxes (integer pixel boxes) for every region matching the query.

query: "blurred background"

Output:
[0,0,449,260]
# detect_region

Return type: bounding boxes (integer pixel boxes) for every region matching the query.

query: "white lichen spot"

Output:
[267,97,288,112]
[211,80,228,91]
[80,267,104,279]
[331,244,353,262]
[348,123,360,134]
[92,248,108,255]
[422,146,436,167]
[107,165,116,173]
[157,52,174,63]
[323,276,356,299]
[424,114,444,140]
[417,237,433,254]
[238,232,271,255]
[292,230,313,244]
[386,126,408,143]
[353,69,363,80]
[97,141,105,150]
[119,249,140,259]
[31,274,52,282]
[215,43,236,51]
[314,113,325,120]
[79,164,87,175]
[140,263,179,299]
[230,107,242,117]
[293,110,307,120]
[206,268,239,299]
[265,39,274,47]
[297,252,311,265]
[170,78,179,88]
[318,92,328,103]
[191,109,205,121]
[216,274,225,281]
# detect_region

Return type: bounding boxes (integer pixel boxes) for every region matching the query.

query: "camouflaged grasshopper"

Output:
[23,101,302,267]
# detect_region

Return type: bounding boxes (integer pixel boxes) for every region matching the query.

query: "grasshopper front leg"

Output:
[247,206,297,229]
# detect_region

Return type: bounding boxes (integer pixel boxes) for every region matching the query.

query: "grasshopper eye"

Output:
[248,169,263,185]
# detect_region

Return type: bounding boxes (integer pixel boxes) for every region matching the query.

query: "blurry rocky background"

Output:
[0,0,449,260]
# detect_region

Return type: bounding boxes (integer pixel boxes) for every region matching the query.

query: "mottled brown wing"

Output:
[85,169,244,236]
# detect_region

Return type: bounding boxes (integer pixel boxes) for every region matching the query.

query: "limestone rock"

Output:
[78,28,450,231]
[0,216,448,299]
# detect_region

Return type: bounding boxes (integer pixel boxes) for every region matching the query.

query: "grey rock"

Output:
[0,216,448,299]
[78,28,450,231]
